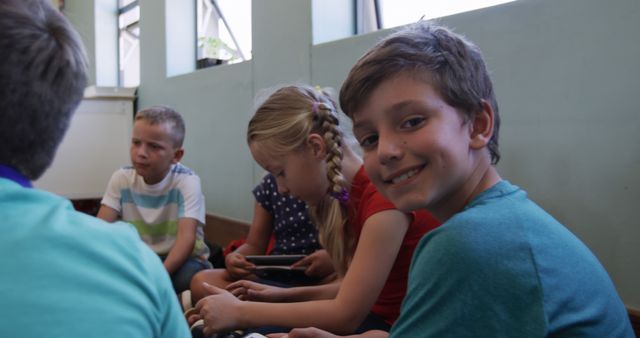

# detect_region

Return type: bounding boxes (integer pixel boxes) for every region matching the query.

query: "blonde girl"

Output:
[189,85,438,336]
[187,173,336,304]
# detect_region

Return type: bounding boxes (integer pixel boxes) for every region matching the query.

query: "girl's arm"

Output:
[197,209,410,335]
[235,201,274,256]
[191,200,278,301]
[228,278,342,302]
[225,201,274,278]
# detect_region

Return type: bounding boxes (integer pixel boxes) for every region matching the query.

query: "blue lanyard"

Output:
[0,164,32,188]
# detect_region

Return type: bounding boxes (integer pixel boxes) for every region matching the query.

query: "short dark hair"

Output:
[340,21,501,164]
[0,0,88,179]
[135,106,186,148]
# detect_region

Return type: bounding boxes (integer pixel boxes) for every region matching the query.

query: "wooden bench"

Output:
[204,213,250,248]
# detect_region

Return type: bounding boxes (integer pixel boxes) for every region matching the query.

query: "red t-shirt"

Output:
[347,166,440,325]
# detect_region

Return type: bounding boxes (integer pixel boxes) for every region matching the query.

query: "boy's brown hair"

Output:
[340,21,501,164]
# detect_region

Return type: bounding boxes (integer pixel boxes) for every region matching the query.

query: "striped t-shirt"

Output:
[101,163,209,261]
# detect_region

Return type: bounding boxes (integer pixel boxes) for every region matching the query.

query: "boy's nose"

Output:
[135,145,148,158]
[377,133,404,165]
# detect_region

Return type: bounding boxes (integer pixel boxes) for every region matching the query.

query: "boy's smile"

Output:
[130,120,183,185]
[352,73,492,220]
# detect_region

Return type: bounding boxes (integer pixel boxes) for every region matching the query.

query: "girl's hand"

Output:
[187,312,201,326]
[292,250,335,278]
[227,279,287,302]
[225,252,256,279]
[195,283,243,336]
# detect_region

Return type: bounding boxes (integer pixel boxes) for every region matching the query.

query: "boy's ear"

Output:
[469,100,495,150]
[306,133,327,159]
[172,148,184,163]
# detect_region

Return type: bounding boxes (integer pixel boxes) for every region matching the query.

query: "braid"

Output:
[315,104,348,197]
[310,102,352,275]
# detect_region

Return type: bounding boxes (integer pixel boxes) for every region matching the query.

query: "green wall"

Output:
[67,0,640,309]
[64,0,97,85]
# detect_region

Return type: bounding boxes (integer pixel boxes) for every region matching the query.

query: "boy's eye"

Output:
[149,143,162,150]
[359,134,379,149]
[400,116,425,129]
[132,139,141,146]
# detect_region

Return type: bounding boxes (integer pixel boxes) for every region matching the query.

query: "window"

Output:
[359,0,517,33]
[312,0,354,44]
[118,0,140,87]
[196,0,251,68]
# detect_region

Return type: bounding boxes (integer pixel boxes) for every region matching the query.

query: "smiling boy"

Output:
[98,106,209,293]
[337,22,634,337]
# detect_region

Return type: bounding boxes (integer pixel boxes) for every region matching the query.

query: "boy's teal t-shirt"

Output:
[0,178,190,338]
[391,180,634,337]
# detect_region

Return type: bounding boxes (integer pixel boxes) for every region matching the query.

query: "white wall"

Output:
[34,95,134,198]
[66,0,640,309]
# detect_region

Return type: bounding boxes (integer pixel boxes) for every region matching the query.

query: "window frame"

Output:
[117,0,140,87]
[195,0,250,68]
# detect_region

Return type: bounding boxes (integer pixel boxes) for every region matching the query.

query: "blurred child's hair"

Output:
[247,84,353,275]
[0,0,88,179]
[340,21,501,164]
[135,106,186,148]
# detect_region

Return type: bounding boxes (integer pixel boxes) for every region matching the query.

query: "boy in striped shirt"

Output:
[98,106,209,293]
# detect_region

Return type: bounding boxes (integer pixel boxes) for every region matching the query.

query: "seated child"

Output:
[188,84,440,336]
[0,1,189,336]
[189,173,336,303]
[293,20,633,338]
[97,106,209,293]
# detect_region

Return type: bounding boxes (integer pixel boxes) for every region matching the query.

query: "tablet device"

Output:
[245,254,306,266]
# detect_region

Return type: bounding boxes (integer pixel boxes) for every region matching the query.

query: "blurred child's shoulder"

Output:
[260,173,276,186]
[168,163,202,193]
[171,162,197,176]
[108,165,137,184]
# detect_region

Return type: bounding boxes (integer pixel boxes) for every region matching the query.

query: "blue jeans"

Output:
[160,256,210,293]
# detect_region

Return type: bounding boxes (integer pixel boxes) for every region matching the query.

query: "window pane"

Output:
[196,0,251,64]
[118,5,138,29]
[118,3,139,87]
[378,0,517,28]
[119,0,136,8]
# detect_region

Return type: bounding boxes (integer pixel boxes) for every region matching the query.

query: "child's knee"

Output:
[190,270,207,293]
[190,269,217,301]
